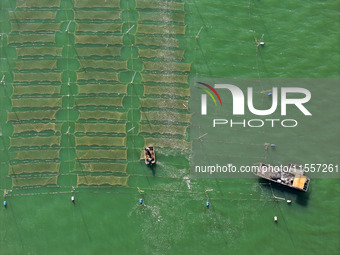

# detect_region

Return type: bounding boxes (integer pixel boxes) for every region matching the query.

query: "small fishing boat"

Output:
[255,163,310,192]
[144,146,156,165]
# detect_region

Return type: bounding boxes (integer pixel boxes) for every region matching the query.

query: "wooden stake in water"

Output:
[130,72,137,84]
[198,133,208,140]
[127,126,135,133]
[65,21,72,32]
[195,26,203,39]
[125,25,135,34]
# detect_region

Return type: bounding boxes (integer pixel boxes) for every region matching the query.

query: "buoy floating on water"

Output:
[206,202,210,208]
[139,199,143,205]
[274,216,278,222]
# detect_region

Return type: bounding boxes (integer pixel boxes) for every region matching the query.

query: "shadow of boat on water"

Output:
[147,163,157,176]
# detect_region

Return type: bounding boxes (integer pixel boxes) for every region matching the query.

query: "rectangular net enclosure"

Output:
[77,175,129,186]
[75,35,123,45]
[7,110,58,121]
[75,47,122,57]
[143,86,189,97]
[139,11,185,23]
[142,61,191,72]
[14,149,60,160]
[11,23,60,32]
[74,0,121,8]
[77,163,127,173]
[9,11,57,20]
[78,84,127,95]
[16,0,60,8]
[10,136,61,148]
[76,150,127,160]
[8,34,56,44]
[75,123,126,134]
[12,123,60,134]
[75,137,126,147]
[12,98,62,108]
[139,124,187,136]
[15,60,58,70]
[135,36,179,47]
[141,111,190,123]
[140,98,188,110]
[15,47,62,57]
[139,49,185,60]
[12,176,58,188]
[78,111,127,121]
[136,0,184,11]
[76,23,123,33]
[75,97,123,107]
[141,73,188,84]
[80,60,127,70]
[77,71,119,82]
[9,163,60,175]
[12,86,60,95]
[75,10,121,20]
[137,24,186,35]
[13,73,61,83]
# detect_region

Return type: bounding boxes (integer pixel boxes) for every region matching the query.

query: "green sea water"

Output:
[0,0,340,255]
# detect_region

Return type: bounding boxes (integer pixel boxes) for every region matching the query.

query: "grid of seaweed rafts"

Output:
[136,0,191,153]
[7,0,62,188]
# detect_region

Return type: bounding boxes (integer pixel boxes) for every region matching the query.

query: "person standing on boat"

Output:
[145,147,152,158]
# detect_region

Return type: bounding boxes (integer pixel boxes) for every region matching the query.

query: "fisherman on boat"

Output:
[145,147,154,162]
[145,147,152,157]
[144,146,156,165]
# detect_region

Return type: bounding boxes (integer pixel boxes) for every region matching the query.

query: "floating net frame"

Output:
[9,163,60,175]
[7,110,58,121]
[12,85,61,95]
[75,163,127,174]
[10,136,61,148]
[75,137,126,147]
[12,175,58,188]
[77,175,128,186]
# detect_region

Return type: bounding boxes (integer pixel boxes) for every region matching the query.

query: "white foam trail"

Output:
[183,176,191,189]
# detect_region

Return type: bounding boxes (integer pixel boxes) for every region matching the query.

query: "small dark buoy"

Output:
[206,202,209,208]
[71,196,75,203]
[3,201,7,208]
[139,199,143,205]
